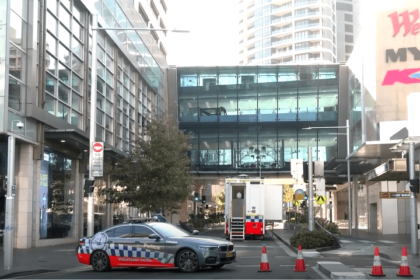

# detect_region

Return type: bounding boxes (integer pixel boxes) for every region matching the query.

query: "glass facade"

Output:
[40,149,76,239]
[179,65,339,171]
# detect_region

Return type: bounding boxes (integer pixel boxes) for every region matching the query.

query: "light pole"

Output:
[303,119,351,235]
[88,15,189,235]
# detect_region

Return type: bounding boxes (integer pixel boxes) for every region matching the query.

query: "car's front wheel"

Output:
[177,249,199,272]
[91,250,110,272]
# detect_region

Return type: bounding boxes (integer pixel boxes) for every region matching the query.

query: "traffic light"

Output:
[202,195,206,204]
[84,179,95,194]
[205,204,209,209]
[300,200,307,207]
[410,178,419,193]
[304,192,308,200]
[303,162,308,183]
[194,192,199,202]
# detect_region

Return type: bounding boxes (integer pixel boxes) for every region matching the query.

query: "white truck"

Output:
[224,176,297,240]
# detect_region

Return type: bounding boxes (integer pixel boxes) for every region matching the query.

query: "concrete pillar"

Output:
[16,144,34,248]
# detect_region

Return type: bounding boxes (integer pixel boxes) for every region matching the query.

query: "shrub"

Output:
[290,228,339,249]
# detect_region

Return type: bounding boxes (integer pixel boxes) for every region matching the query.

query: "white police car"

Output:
[77,222,235,272]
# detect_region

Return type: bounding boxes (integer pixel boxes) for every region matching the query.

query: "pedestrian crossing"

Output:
[339,239,396,244]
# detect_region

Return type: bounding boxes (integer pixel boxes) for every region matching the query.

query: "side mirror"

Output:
[149,234,160,240]
[192,230,199,235]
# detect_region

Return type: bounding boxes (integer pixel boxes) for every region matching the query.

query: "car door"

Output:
[132,225,175,267]
[104,225,134,267]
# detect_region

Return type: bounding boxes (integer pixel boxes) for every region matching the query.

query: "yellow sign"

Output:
[294,194,304,201]
[294,200,299,206]
[316,195,326,205]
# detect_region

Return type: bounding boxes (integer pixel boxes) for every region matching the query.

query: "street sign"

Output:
[294,200,299,206]
[316,195,327,205]
[379,192,410,199]
[295,188,305,195]
[294,193,304,201]
[91,142,104,177]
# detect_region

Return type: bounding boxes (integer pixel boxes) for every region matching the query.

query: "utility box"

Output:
[314,161,324,177]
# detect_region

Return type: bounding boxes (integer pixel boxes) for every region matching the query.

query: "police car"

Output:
[77,222,236,272]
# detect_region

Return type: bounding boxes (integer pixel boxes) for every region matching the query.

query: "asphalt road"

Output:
[19,228,324,279]
[16,228,405,279]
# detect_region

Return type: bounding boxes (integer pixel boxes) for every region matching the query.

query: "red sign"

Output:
[93,142,103,153]
[382,68,420,85]
[389,10,420,37]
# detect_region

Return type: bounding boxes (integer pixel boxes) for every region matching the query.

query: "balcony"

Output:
[272,27,292,35]
[295,23,320,30]
[295,12,321,18]
[272,38,292,46]
[272,16,292,25]
[295,0,321,7]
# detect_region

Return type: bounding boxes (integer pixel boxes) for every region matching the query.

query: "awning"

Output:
[365,158,419,181]
[350,140,400,159]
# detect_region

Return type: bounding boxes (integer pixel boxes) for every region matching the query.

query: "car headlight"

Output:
[197,245,219,251]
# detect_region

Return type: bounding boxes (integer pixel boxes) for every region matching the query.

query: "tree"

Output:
[212,191,225,213]
[101,115,193,213]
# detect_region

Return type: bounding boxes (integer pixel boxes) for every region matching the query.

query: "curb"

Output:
[0,269,59,279]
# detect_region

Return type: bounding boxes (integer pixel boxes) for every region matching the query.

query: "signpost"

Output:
[316,195,327,205]
[379,192,410,199]
[91,142,104,177]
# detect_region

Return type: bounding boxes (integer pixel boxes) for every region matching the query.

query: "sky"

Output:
[165,0,239,66]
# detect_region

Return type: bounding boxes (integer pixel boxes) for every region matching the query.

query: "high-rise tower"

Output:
[238,0,337,65]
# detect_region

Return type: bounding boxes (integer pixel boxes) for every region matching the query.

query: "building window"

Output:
[345,34,353,43]
[159,19,167,36]
[159,42,167,57]
[344,13,353,22]
[160,0,167,13]
[345,24,353,33]
[150,24,159,44]
[345,45,354,53]
[138,3,150,25]
[151,0,159,19]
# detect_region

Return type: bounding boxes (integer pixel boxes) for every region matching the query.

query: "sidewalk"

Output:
[272,226,420,266]
[0,243,85,279]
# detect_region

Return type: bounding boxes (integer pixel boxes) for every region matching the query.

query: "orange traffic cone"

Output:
[258,245,272,272]
[294,245,307,272]
[369,247,385,277]
[397,246,413,277]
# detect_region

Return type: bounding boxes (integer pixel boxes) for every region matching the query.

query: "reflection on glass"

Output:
[59,4,71,27]
[8,77,21,111]
[72,56,83,77]
[72,37,83,59]
[46,54,57,75]
[72,19,83,42]
[71,111,81,128]
[58,44,71,66]
[9,45,25,81]
[57,102,69,120]
[58,82,69,103]
[47,12,57,36]
[71,75,82,93]
[45,94,55,115]
[58,63,70,85]
[47,0,57,13]
[39,151,75,239]
[10,11,26,49]
[46,74,56,95]
[46,32,57,56]
[72,92,82,111]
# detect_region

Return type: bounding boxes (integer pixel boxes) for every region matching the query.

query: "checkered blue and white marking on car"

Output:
[77,232,175,267]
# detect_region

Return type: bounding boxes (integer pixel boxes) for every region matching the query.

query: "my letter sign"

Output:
[91,142,104,177]
[389,10,420,37]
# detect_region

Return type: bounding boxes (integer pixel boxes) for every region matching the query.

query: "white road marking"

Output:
[340,240,354,243]
[378,240,396,244]
[359,240,374,243]
[235,265,260,267]
[240,256,262,258]
[234,245,276,248]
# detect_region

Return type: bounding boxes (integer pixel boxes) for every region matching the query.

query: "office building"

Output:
[0,0,169,248]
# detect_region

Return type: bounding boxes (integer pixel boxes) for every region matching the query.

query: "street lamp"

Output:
[87,14,189,236]
[303,119,351,235]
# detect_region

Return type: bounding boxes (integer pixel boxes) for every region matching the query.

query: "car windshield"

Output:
[150,223,191,238]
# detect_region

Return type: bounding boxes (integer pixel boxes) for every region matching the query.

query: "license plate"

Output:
[226,252,233,258]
